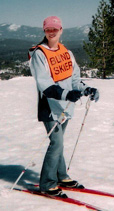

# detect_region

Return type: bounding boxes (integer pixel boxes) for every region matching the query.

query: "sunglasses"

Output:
[45,28,60,33]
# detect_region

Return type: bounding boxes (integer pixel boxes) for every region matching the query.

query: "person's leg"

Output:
[57,120,70,181]
[58,121,85,189]
[39,121,69,192]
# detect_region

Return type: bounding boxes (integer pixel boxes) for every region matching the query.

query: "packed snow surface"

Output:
[0,77,114,211]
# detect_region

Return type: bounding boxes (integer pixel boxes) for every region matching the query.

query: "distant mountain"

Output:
[0,23,90,43]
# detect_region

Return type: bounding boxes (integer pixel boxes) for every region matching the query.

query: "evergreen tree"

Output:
[83,0,114,79]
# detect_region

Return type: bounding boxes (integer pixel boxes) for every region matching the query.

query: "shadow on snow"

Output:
[0,164,40,189]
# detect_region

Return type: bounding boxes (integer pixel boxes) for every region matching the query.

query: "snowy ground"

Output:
[0,77,114,211]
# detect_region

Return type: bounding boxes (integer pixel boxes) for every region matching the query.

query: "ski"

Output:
[58,186,114,198]
[30,184,114,198]
[13,187,107,211]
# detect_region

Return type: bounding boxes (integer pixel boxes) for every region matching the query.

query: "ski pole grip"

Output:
[57,112,67,124]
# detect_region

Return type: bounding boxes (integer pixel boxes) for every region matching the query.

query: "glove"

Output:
[84,87,99,102]
[66,90,82,102]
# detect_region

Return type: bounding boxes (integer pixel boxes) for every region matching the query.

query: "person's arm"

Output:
[70,51,99,102]
[69,51,88,92]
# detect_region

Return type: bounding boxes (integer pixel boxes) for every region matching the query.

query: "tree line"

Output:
[83,0,114,79]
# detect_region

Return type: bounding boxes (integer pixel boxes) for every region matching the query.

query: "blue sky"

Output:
[0,0,109,28]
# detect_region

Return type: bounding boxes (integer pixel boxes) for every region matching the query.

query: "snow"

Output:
[8,24,21,31]
[0,23,7,27]
[0,77,114,211]
[25,34,37,38]
[83,26,90,34]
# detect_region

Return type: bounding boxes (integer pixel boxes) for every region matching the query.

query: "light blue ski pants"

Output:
[39,120,69,191]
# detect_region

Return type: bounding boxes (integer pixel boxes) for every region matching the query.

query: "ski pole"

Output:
[10,101,71,192]
[67,97,91,171]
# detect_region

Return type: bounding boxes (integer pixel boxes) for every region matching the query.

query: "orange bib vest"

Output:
[38,43,73,82]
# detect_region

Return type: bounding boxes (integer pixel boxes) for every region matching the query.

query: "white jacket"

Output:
[29,43,88,121]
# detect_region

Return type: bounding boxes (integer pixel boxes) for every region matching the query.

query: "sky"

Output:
[0,0,109,28]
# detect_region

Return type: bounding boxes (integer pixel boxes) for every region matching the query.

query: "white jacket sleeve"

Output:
[69,51,88,92]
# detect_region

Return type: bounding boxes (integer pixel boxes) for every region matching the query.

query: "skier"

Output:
[29,16,99,197]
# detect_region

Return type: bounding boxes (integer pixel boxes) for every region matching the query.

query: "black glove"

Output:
[84,87,99,102]
[66,90,82,102]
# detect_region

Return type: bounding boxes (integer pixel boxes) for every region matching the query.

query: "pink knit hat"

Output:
[43,16,62,30]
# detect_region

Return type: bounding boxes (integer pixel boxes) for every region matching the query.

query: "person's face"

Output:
[44,27,63,43]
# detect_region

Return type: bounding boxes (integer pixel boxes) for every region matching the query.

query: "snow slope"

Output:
[0,77,114,211]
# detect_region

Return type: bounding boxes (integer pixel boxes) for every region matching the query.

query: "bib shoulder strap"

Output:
[28,44,43,60]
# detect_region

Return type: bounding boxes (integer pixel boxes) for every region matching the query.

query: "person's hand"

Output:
[84,87,99,102]
[66,90,82,102]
